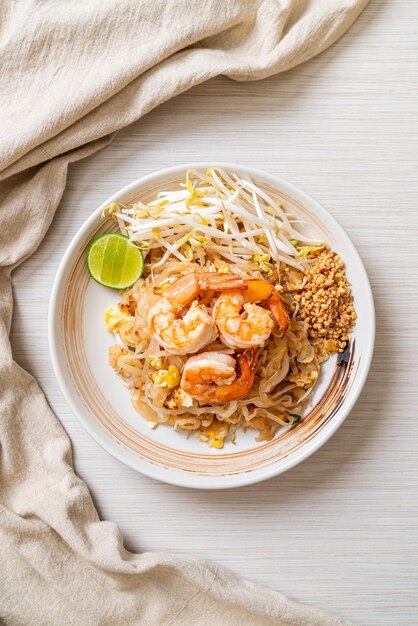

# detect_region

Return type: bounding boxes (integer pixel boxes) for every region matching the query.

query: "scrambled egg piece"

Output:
[104,306,132,332]
[163,387,194,410]
[151,366,180,388]
[150,356,164,369]
[288,368,319,387]
[200,420,229,449]
[153,278,174,295]
[324,340,339,353]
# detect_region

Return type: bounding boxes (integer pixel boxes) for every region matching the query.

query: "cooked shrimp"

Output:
[180,351,255,403]
[213,279,289,350]
[148,271,247,355]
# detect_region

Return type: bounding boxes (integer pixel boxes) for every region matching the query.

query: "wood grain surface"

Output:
[9,1,418,624]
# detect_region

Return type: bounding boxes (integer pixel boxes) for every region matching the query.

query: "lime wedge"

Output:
[87,233,144,289]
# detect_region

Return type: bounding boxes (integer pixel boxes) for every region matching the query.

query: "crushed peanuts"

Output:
[293,248,356,352]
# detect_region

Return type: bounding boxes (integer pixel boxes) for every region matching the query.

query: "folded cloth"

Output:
[0,1,367,624]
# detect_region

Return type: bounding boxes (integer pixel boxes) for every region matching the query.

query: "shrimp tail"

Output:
[213,362,255,402]
[266,291,290,335]
[237,353,251,379]
[243,280,289,335]
[229,354,255,396]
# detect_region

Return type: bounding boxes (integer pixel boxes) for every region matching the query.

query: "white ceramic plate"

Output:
[49,163,374,489]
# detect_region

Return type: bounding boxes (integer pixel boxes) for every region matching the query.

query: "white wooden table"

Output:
[10,1,418,624]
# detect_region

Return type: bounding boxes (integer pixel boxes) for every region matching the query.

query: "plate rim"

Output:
[48,162,375,489]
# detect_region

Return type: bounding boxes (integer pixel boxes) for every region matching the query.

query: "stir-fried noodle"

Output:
[103,168,355,448]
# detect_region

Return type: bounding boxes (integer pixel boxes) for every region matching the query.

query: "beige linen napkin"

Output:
[0,1,367,624]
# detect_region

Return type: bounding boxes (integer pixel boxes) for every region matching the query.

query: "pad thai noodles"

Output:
[102,168,356,448]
